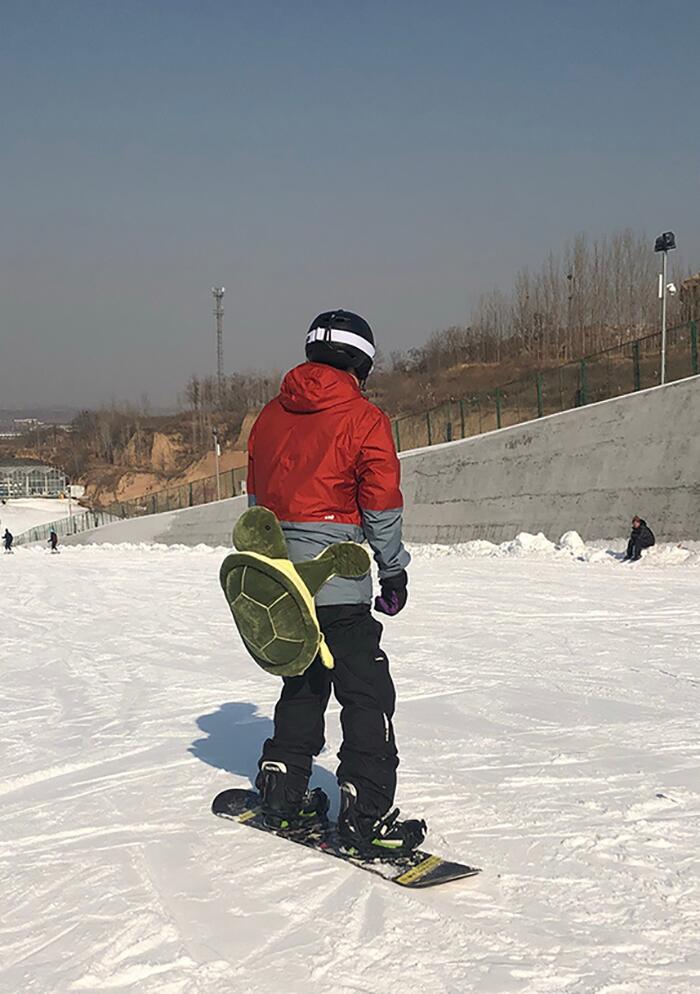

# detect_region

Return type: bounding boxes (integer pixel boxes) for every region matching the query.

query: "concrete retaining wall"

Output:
[63,495,247,547]
[63,375,700,548]
[400,374,700,544]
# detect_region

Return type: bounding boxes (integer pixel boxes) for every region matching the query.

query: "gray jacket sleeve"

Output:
[361,508,411,580]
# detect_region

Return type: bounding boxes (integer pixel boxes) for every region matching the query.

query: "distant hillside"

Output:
[0,405,251,508]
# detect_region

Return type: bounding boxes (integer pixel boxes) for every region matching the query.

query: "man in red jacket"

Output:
[247,309,426,855]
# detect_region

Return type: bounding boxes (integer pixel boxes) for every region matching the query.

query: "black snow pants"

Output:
[626,535,654,560]
[260,604,398,819]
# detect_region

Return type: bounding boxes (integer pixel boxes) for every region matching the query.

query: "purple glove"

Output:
[374,571,408,617]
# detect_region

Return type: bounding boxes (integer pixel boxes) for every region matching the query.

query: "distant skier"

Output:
[624,516,655,561]
[49,530,59,553]
[3,529,13,553]
[246,309,425,855]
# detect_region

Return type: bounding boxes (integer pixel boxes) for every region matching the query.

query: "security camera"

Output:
[667,282,677,295]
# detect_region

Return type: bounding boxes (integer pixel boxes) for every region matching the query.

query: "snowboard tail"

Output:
[212,788,481,889]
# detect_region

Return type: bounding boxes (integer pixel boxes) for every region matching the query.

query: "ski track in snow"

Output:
[0,540,699,993]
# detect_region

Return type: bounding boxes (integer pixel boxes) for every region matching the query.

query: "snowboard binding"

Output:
[337,782,427,858]
[256,761,329,831]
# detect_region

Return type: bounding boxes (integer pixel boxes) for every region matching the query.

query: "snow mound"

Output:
[558,529,586,554]
[501,530,558,556]
[411,530,569,561]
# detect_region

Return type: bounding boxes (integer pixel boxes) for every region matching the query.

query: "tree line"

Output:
[183,371,280,453]
[16,226,696,476]
[371,228,694,413]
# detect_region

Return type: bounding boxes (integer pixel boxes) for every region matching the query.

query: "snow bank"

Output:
[409,529,700,567]
[9,540,230,558]
[14,526,700,570]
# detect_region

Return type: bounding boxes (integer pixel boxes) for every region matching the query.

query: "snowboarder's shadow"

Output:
[189,701,337,802]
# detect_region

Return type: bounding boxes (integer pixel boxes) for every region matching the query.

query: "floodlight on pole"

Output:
[654,231,676,385]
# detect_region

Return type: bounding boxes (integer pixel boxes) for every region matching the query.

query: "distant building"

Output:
[0,461,68,498]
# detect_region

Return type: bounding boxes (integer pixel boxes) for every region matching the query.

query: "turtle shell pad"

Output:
[220,553,320,677]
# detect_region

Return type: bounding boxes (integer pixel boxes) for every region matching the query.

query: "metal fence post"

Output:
[446,423,452,442]
[536,373,543,417]
[393,420,401,452]
[691,320,698,376]
[495,389,502,429]
[459,399,465,438]
[426,411,432,446]
[632,340,641,391]
[579,360,588,405]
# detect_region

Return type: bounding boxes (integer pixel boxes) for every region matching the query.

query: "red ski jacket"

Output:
[247,362,410,605]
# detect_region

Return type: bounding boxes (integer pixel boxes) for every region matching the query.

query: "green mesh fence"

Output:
[391,322,698,451]
[106,464,248,519]
[15,509,122,545]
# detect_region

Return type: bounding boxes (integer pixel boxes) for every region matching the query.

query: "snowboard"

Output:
[212,788,481,889]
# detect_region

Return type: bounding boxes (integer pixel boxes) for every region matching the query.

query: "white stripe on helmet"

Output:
[306,327,375,359]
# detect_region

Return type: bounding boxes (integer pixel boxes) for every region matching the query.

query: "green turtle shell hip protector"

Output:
[220,506,371,677]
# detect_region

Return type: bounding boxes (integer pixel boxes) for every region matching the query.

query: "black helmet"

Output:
[305,309,375,383]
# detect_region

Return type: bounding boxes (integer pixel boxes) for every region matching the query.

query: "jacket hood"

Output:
[279,362,361,413]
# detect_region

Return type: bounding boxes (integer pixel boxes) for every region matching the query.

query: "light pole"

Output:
[654,231,677,385]
[213,428,222,501]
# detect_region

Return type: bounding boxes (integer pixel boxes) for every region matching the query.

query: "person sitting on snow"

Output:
[624,516,655,562]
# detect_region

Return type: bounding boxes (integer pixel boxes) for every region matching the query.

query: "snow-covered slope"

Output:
[0,497,71,535]
[1,542,698,993]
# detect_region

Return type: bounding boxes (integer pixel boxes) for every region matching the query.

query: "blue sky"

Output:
[1,0,698,407]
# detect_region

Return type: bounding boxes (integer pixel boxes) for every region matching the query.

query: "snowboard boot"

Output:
[337,782,427,858]
[255,761,329,831]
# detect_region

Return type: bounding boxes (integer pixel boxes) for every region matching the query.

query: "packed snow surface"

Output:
[1,537,699,993]
[0,497,71,535]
